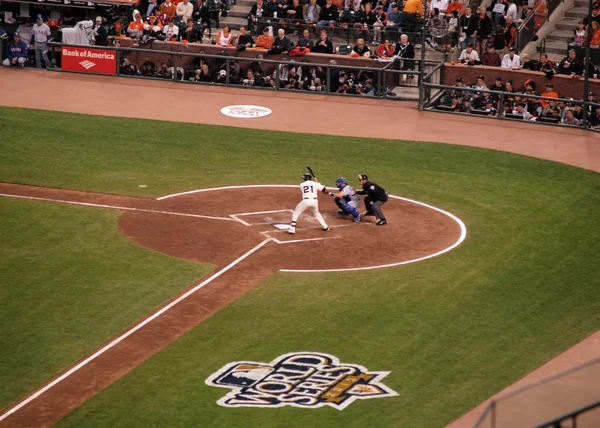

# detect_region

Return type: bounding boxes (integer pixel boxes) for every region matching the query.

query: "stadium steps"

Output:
[536,0,588,61]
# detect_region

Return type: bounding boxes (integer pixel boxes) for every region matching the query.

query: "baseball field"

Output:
[1,105,600,428]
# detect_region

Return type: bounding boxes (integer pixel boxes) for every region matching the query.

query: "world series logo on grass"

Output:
[206,352,397,410]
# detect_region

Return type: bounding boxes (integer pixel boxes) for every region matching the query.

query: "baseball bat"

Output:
[307,166,316,181]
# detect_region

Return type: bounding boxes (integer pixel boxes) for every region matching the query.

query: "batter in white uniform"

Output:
[288,173,329,234]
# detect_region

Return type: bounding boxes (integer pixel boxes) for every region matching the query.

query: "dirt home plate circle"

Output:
[118,185,467,272]
[220,105,272,119]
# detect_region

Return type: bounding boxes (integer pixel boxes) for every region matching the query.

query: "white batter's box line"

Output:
[229,209,293,227]
[157,184,297,200]
[0,194,237,222]
[265,222,369,235]
[261,231,341,245]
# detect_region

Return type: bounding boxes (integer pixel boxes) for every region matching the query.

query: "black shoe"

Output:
[362,211,375,217]
[376,219,387,226]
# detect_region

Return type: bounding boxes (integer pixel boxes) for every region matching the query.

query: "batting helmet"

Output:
[302,173,312,181]
[335,177,347,188]
[357,174,368,181]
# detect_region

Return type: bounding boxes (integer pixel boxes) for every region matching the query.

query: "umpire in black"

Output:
[357,174,388,225]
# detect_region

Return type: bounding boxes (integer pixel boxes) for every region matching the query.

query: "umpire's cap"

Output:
[357,174,368,181]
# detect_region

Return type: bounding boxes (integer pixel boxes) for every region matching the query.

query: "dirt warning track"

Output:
[0,182,465,427]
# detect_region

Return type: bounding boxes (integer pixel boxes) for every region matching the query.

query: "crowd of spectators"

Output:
[438,74,600,128]
[120,50,382,95]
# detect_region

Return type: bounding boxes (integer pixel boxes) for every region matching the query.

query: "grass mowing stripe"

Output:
[0,198,213,409]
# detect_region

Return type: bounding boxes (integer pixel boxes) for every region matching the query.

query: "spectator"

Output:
[247,0,265,33]
[163,18,179,40]
[177,0,194,22]
[2,33,28,67]
[194,0,211,24]
[462,98,473,113]
[128,10,145,38]
[558,49,582,75]
[93,16,108,46]
[459,42,480,65]
[213,24,232,46]
[446,0,463,16]
[273,28,293,52]
[249,54,265,75]
[540,83,558,108]
[16,18,34,47]
[448,10,460,48]
[505,0,517,24]
[573,21,585,45]
[354,3,376,42]
[215,69,228,84]
[482,45,501,66]
[275,0,289,18]
[256,27,274,48]
[513,103,532,120]
[160,0,177,20]
[303,0,321,24]
[385,3,402,42]
[182,18,201,42]
[236,26,254,47]
[242,69,265,86]
[352,37,371,56]
[483,99,498,116]
[473,75,487,91]
[532,0,547,31]
[32,15,51,69]
[503,15,517,52]
[297,28,315,50]
[430,0,449,17]
[501,46,521,69]
[562,109,581,126]
[313,30,333,53]
[146,0,159,18]
[317,0,339,31]
[395,33,415,82]
[591,21,600,47]
[402,0,423,37]
[372,5,387,44]
[535,53,554,77]
[459,7,477,50]
[491,24,505,52]
[520,53,536,70]
[144,14,163,37]
[358,78,376,95]
[286,0,303,20]
[474,6,492,54]
[488,0,505,27]
[376,38,395,58]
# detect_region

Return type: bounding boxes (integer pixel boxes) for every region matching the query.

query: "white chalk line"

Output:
[260,231,342,245]
[157,186,467,272]
[0,193,236,222]
[156,184,297,200]
[281,195,467,273]
[231,209,292,217]
[0,238,273,423]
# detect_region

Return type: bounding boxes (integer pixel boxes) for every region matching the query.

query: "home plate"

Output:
[274,224,290,230]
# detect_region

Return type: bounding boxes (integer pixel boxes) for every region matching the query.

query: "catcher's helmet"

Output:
[302,173,312,181]
[358,174,368,181]
[335,177,348,187]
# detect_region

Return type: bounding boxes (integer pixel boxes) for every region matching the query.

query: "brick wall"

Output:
[442,64,600,100]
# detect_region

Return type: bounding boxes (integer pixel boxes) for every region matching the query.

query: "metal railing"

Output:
[420,78,600,132]
[516,0,562,53]
[48,40,427,100]
[248,16,425,46]
[474,357,600,428]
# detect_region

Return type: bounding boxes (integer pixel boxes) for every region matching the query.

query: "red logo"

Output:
[61,47,116,75]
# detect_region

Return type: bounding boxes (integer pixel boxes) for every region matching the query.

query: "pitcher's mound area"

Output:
[119,185,465,271]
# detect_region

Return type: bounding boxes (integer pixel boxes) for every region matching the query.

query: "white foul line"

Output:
[0,238,273,423]
[157,184,297,200]
[0,193,236,222]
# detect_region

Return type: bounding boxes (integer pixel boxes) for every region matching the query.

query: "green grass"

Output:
[0,198,212,409]
[1,107,600,427]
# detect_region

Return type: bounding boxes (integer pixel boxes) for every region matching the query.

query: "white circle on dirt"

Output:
[157,185,468,273]
[221,105,272,119]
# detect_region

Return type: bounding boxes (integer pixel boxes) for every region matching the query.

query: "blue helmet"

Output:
[335,177,347,188]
